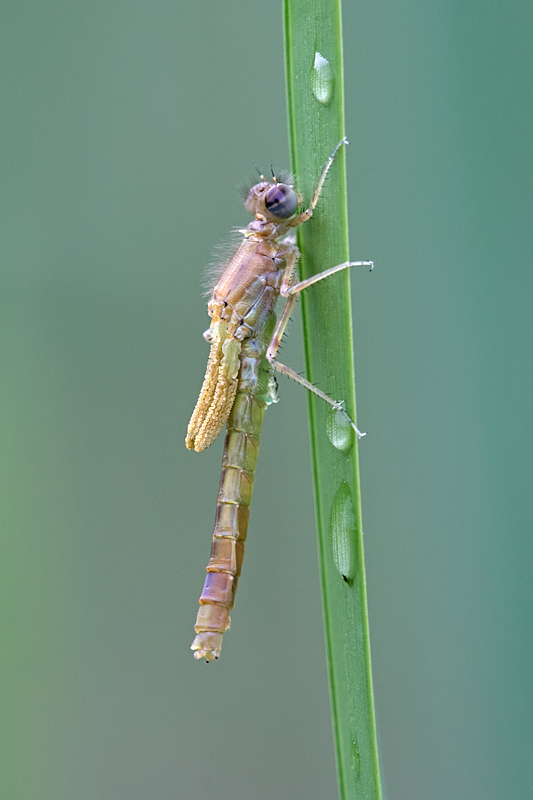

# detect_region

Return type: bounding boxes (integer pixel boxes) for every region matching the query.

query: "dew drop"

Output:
[329,481,356,581]
[326,407,352,452]
[311,52,335,105]
[266,374,280,406]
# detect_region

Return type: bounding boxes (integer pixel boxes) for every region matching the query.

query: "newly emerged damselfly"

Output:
[187,138,372,661]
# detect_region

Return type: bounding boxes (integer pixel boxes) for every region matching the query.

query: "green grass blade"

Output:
[283,1,382,798]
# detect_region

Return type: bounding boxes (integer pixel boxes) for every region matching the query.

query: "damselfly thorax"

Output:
[186,138,373,661]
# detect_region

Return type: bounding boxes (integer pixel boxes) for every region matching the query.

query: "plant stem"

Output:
[283,1,382,797]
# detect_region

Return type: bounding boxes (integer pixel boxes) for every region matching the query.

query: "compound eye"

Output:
[265,184,298,218]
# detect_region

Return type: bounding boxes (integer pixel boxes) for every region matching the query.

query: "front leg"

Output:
[288,137,350,228]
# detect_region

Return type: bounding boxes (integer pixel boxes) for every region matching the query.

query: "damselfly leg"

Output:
[266,250,373,439]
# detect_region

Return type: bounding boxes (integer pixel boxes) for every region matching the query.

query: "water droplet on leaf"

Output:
[311,52,334,105]
[326,407,352,452]
[329,481,356,581]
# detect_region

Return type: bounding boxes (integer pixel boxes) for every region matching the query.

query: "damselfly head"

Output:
[243,181,269,214]
[244,180,300,221]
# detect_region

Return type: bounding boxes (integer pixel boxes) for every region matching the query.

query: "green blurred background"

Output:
[2,1,532,798]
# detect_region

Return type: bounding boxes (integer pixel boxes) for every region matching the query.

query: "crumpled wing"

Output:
[186,320,242,453]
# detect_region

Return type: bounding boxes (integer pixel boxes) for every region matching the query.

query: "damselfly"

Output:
[187,138,372,661]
